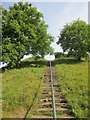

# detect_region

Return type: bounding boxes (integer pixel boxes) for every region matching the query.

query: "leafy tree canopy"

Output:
[57,19,88,61]
[0,5,2,61]
[88,25,90,53]
[2,2,54,68]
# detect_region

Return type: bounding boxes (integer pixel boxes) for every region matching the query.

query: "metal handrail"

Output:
[50,61,56,120]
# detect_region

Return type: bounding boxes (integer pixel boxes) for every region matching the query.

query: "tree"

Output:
[2,2,53,68]
[57,19,88,61]
[0,5,2,62]
[88,25,90,54]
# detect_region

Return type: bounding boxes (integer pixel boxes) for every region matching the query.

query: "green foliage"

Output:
[2,58,47,117]
[57,19,88,61]
[0,5,2,26]
[54,52,67,58]
[88,25,90,53]
[55,58,88,118]
[0,4,2,48]
[2,2,53,68]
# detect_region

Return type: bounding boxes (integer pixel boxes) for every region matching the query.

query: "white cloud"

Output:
[48,2,88,52]
[21,54,32,61]
[52,2,88,37]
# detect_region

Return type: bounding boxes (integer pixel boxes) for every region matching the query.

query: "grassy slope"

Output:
[55,58,88,118]
[2,58,47,118]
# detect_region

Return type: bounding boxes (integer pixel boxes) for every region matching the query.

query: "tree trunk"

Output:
[77,56,81,61]
[16,57,21,68]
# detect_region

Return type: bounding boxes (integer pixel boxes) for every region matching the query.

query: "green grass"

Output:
[55,58,88,118]
[2,58,47,118]
[56,110,66,116]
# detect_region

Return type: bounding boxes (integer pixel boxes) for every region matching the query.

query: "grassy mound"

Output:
[2,58,47,118]
[55,58,88,118]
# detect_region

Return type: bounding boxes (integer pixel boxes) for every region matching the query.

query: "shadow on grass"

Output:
[53,58,83,65]
[1,59,48,72]
[1,58,84,73]
[24,83,41,119]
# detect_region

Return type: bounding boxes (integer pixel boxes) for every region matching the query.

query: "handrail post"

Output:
[50,61,56,120]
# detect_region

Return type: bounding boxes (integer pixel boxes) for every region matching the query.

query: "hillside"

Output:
[55,58,88,118]
[2,57,88,118]
[2,58,47,118]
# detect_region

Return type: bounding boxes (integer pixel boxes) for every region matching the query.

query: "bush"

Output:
[54,52,67,58]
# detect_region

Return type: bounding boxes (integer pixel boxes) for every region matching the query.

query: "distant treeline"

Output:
[54,52,67,58]
[54,52,89,59]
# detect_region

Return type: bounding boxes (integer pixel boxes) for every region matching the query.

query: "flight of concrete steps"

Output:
[32,66,74,119]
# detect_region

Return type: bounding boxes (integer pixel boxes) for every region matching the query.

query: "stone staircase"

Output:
[32,66,74,119]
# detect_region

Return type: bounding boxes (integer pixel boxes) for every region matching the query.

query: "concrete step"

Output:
[42,87,51,90]
[43,85,51,87]
[41,94,52,98]
[56,115,76,120]
[41,91,49,94]
[53,84,59,87]
[42,90,51,93]
[55,94,64,98]
[41,102,69,108]
[55,98,67,103]
[54,91,63,94]
[40,97,67,103]
[31,115,53,118]
[41,102,52,106]
[37,107,69,112]
[41,103,52,108]
[56,114,75,118]
[54,89,61,92]
[40,98,52,102]
[44,74,50,76]
[43,82,51,84]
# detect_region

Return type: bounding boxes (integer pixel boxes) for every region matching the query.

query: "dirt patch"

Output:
[10,107,26,118]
